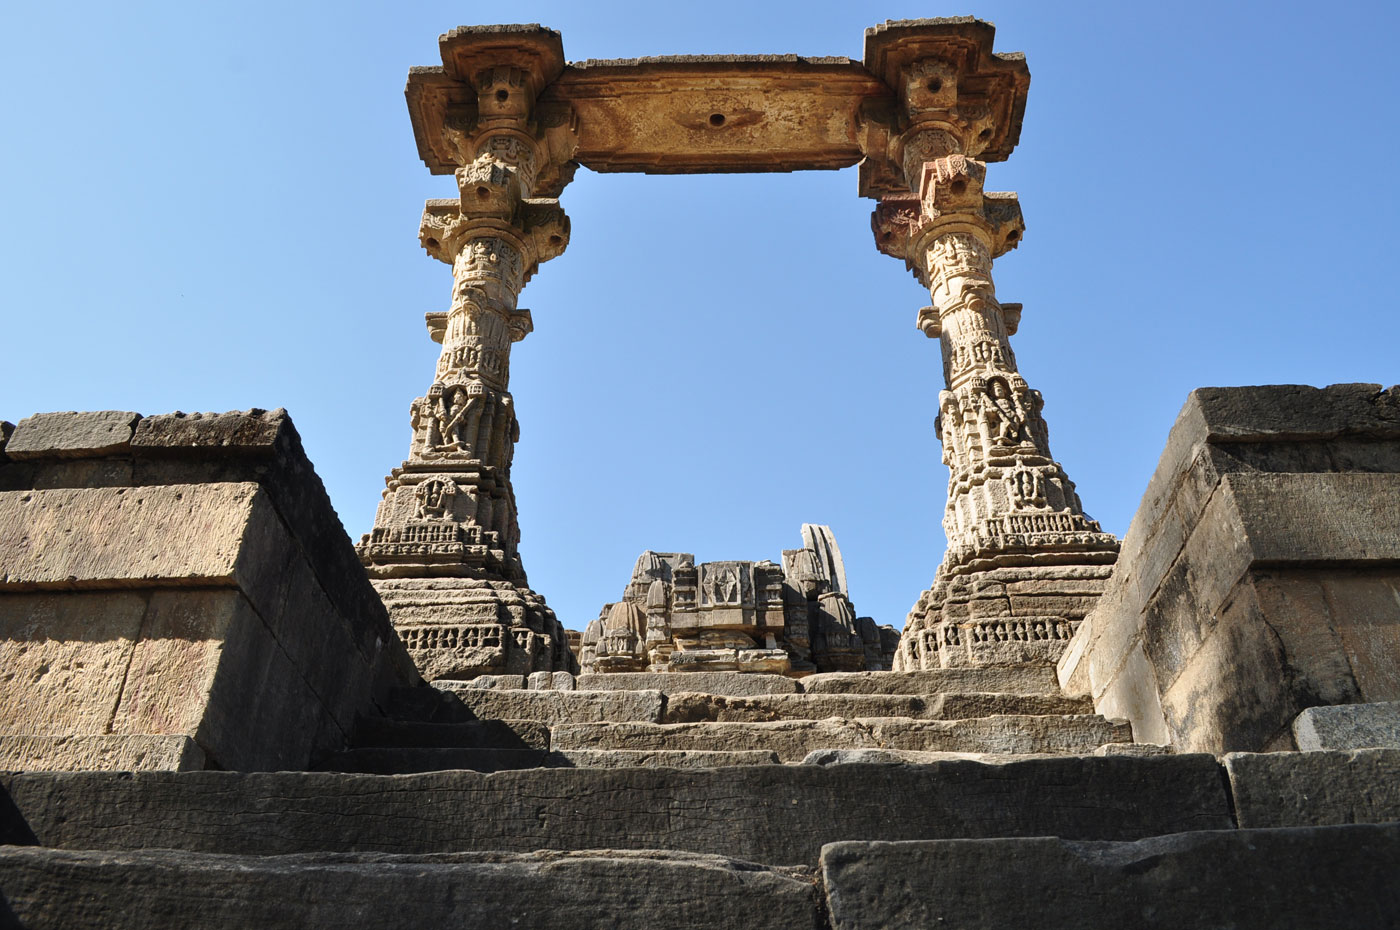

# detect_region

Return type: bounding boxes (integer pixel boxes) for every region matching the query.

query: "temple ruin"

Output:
[580,526,899,675]
[1,18,1398,930]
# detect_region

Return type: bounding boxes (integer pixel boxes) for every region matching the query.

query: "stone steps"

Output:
[0,755,1232,865]
[661,691,1092,722]
[6,822,1397,929]
[551,714,1132,762]
[570,666,1061,697]
[350,717,550,750]
[0,846,821,930]
[317,748,784,774]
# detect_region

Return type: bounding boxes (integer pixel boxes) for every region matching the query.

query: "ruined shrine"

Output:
[2,18,1399,930]
[580,526,899,675]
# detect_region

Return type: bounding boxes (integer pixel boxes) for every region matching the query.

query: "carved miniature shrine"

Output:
[580,526,898,676]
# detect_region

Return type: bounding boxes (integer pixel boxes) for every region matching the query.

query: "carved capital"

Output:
[858,19,1030,199]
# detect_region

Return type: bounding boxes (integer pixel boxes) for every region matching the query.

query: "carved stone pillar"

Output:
[861,21,1119,670]
[360,26,579,681]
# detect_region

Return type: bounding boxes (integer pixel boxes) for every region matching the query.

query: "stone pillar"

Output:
[359,27,579,681]
[861,21,1118,670]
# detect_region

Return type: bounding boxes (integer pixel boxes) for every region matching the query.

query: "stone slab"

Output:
[0,735,204,772]
[0,590,149,735]
[439,675,528,690]
[551,715,1132,761]
[802,666,1059,695]
[556,749,782,768]
[432,685,665,724]
[576,671,801,696]
[1224,749,1400,828]
[821,823,1400,929]
[0,846,820,930]
[1293,701,1400,750]
[316,748,552,774]
[0,756,1232,864]
[352,717,550,750]
[0,483,263,589]
[5,411,141,460]
[661,691,1091,723]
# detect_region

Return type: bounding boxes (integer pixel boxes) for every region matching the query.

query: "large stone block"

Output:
[0,755,1232,864]
[0,735,204,772]
[1061,384,1400,752]
[0,483,267,589]
[0,408,419,771]
[1226,749,1400,828]
[0,591,148,736]
[432,685,665,724]
[551,715,1131,760]
[575,671,801,696]
[821,823,1400,929]
[0,847,821,930]
[5,411,140,460]
[1292,701,1400,750]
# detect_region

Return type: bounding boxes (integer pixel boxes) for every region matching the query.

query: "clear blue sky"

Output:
[3,1,1397,633]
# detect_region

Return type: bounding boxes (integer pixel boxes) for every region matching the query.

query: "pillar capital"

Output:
[871,155,1023,290]
[858,19,1030,198]
[408,24,579,199]
[418,198,570,283]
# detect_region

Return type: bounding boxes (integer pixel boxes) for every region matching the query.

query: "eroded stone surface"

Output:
[1293,701,1400,751]
[431,685,665,725]
[551,715,1132,761]
[5,411,141,460]
[1225,749,1400,829]
[1,755,1232,863]
[822,824,1400,929]
[0,846,821,930]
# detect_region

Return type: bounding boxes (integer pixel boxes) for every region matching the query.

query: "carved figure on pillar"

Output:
[359,26,579,681]
[861,21,1118,671]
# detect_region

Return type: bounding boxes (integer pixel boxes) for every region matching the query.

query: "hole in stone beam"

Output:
[709,113,726,127]
[1006,230,1020,241]
[495,88,510,103]
[425,237,440,249]
[978,127,993,140]
[548,235,563,246]
[950,179,967,195]
[927,78,943,93]
[476,186,491,199]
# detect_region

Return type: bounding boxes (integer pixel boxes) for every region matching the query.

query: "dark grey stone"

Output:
[0,846,820,930]
[1224,749,1400,828]
[0,755,1232,865]
[5,410,141,460]
[821,823,1400,929]
[1292,701,1400,750]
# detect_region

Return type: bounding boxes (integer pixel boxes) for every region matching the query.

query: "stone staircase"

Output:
[315,668,1136,774]
[6,670,1400,927]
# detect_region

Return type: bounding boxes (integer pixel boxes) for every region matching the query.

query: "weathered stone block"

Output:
[0,735,204,772]
[577,671,801,696]
[0,591,148,735]
[803,666,1058,695]
[661,691,1090,724]
[0,483,266,589]
[551,715,1131,760]
[1225,749,1400,828]
[0,755,1232,864]
[5,411,141,460]
[1066,385,1400,752]
[1292,702,1400,751]
[431,685,665,724]
[821,823,1400,929]
[0,847,822,930]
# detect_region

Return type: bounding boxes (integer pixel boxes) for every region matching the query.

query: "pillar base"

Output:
[372,577,577,681]
[897,560,1116,670]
